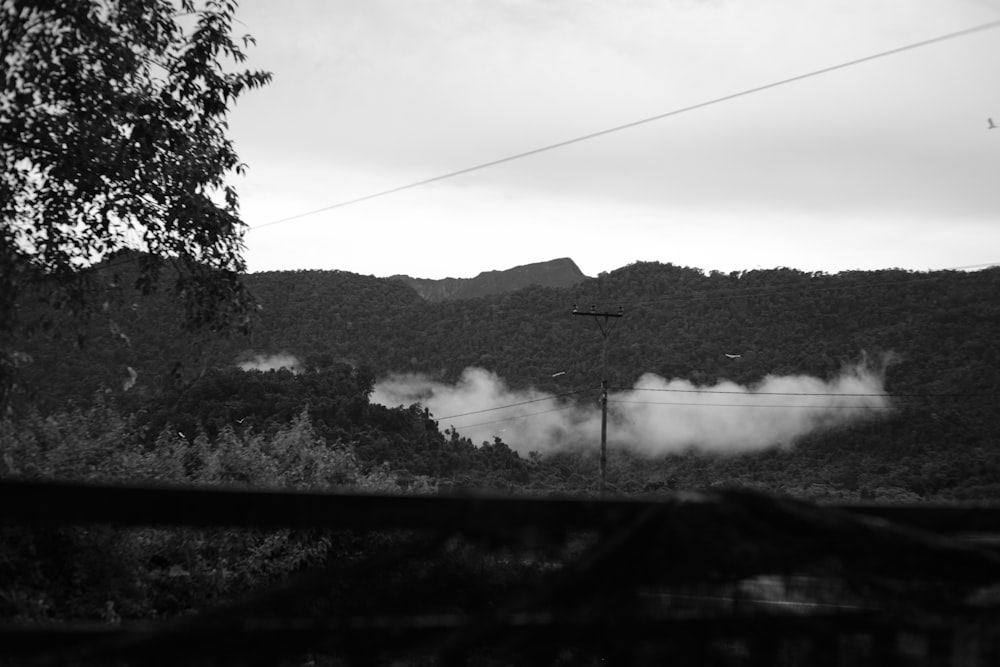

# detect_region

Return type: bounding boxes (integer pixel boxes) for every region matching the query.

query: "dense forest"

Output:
[6,259,999,502]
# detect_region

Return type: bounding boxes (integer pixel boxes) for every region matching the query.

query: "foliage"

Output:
[132,362,533,491]
[1,0,271,404]
[9,262,1000,502]
[0,400,399,622]
[136,363,376,443]
[0,363,537,621]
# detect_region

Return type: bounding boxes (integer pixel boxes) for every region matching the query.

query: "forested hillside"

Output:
[5,258,1000,628]
[8,260,1000,501]
[253,262,999,398]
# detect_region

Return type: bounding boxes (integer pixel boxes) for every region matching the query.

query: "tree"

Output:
[1,0,271,397]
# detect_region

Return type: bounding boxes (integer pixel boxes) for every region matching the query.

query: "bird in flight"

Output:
[989,118,997,130]
[725,353,742,359]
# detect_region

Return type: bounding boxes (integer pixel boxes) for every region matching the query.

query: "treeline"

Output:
[14,260,1000,402]
[137,361,533,491]
[6,260,1000,502]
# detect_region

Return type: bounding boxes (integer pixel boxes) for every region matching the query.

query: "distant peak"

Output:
[394,258,587,301]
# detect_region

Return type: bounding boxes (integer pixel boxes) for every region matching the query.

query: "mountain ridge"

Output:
[390,257,587,301]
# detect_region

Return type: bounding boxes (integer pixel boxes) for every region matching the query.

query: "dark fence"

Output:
[3,479,1000,666]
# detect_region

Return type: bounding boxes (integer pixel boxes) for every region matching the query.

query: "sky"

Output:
[227,0,1000,280]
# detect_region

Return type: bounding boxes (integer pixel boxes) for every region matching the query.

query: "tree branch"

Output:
[0,136,60,156]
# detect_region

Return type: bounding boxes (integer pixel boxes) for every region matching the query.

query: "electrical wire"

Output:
[435,385,998,433]
[610,386,1000,399]
[434,387,595,421]
[249,19,1000,231]
[609,399,894,410]
[446,404,583,431]
[616,387,890,397]
[447,395,894,437]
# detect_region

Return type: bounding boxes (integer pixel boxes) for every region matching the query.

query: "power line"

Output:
[434,387,594,421]
[438,386,997,433]
[446,396,894,437]
[617,387,890,397]
[609,399,894,410]
[613,386,1000,399]
[447,404,583,431]
[249,19,1000,231]
[942,262,1000,271]
[447,388,997,435]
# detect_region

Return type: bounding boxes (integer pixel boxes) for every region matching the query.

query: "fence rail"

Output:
[3,478,1000,666]
[4,478,1000,533]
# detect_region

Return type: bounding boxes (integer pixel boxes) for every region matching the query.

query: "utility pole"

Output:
[573,304,623,496]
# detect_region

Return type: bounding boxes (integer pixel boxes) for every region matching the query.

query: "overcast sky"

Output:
[227,0,1000,280]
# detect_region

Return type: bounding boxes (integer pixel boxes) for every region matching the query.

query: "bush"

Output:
[0,401,394,622]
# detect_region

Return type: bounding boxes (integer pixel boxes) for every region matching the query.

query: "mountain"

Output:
[390,257,587,301]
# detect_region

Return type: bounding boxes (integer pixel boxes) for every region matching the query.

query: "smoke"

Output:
[122,366,138,392]
[372,361,892,456]
[374,367,600,447]
[611,364,890,455]
[238,353,302,373]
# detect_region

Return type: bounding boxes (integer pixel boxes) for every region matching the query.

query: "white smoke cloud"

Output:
[372,362,892,456]
[373,367,599,447]
[610,364,890,455]
[122,365,138,392]
[238,353,302,373]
